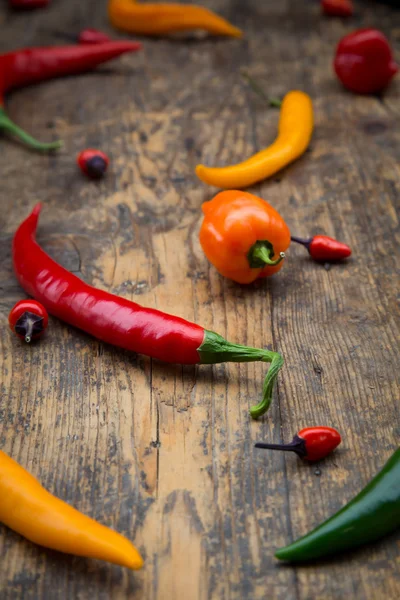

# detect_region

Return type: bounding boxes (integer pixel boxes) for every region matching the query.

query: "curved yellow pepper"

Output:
[0,450,143,569]
[196,91,314,189]
[108,0,242,38]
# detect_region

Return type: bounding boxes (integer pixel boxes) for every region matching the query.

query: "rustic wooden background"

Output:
[0,1,399,598]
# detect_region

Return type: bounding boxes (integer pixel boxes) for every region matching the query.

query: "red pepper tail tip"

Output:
[105,40,142,51]
[30,203,43,228]
[32,203,43,217]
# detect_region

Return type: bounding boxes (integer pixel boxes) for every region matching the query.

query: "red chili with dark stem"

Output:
[78,29,112,45]
[334,29,398,94]
[255,427,342,461]
[291,235,351,262]
[0,41,141,152]
[77,149,109,178]
[9,299,48,343]
[12,205,286,419]
[9,0,50,9]
[321,0,353,17]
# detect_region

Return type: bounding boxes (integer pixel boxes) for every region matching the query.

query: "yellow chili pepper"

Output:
[0,450,143,569]
[108,0,242,38]
[196,90,314,189]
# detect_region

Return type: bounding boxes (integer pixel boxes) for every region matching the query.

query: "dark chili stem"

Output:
[255,442,298,452]
[241,71,282,108]
[23,320,34,343]
[14,311,44,343]
[290,235,312,248]
[255,436,307,457]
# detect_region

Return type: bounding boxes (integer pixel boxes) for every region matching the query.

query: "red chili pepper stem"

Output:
[248,241,285,268]
[0,107,62,152]
[255,436,307,458]
[14,311,45,343]
[198,330,284,418]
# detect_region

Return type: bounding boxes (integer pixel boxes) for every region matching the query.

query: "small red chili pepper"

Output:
[78,29,112,45]
[9,299,48,343]
[0,41,141,152]
[334,29,398,94]
[291,235,351,262]
[321,0,353,17]
[255,427,342,461]
[9,0,50,9]
[77,149,109,179]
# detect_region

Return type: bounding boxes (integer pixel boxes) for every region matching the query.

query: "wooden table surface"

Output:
[0,1,399,598]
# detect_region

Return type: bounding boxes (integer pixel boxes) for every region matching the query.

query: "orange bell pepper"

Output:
[0,450,143,569]
[199,190,290,284]
[108,0,242,38]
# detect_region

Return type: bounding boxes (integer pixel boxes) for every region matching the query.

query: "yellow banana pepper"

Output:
[108,0,242,38]
[196,90,314,189]
[0,450,143,569]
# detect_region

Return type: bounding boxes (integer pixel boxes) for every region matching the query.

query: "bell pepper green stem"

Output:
[248,240,285,268]
[252,245,285,267]
[198,330,284,419]
[0,107,62,152]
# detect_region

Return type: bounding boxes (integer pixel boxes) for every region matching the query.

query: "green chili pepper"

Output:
[275,447,400,562]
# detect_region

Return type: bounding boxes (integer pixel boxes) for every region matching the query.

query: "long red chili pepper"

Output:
[9,0,50,9]
[78,29,112,45]
[0,41,141,152]
[321,0,353,17]
[12,205,285,419]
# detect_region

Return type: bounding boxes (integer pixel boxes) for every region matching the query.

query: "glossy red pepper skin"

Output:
[0,42,141,93]
[78,29,112,45]
[321,0,353,17]
[309,236,351,261]
[13,204,203,364]
[334,29,398,94]
[298,427,341,461]
[291,235,351,262]
[9,299,48,342]
[255,426,341,461]
[9,0,49,9]
[0,41,141,151]
[77,149,109,178]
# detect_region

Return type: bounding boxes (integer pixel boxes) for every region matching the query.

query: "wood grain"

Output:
[0,1,399,598]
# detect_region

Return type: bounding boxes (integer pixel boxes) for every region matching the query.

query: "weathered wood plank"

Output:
[0,1,399,599]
